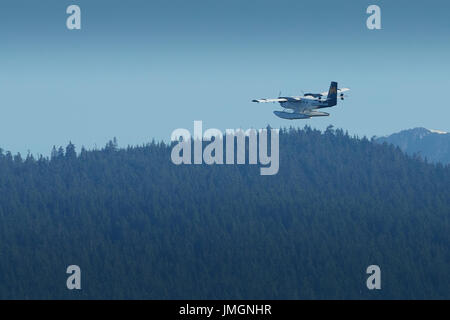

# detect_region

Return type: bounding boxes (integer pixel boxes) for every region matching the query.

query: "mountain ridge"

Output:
[376,127,450,164]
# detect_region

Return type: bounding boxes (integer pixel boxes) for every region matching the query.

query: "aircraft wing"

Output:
[320,88,350,96]
[252,98,288,103]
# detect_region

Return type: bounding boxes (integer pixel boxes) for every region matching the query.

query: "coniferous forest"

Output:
[0,126,448,299]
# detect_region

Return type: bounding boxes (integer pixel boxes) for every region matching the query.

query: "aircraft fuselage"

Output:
[279,96,335,112]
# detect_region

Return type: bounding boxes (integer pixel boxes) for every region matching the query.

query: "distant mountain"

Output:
[377,127,450,164]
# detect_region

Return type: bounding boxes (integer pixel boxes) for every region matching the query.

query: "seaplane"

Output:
[252,81,350,119]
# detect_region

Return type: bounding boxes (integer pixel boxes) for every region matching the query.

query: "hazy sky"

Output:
[1,0,449,155]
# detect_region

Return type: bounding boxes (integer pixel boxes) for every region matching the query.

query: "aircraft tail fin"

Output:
[327,81,338,106]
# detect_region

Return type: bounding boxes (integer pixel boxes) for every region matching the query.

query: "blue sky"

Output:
[1,0,449,155]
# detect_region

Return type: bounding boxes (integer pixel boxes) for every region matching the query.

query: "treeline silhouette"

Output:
[0,126,448,299]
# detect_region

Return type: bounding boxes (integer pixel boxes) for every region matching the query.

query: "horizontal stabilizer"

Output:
[321,87,350,96]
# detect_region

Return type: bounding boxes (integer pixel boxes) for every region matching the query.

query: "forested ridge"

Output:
[0,126,448,299]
